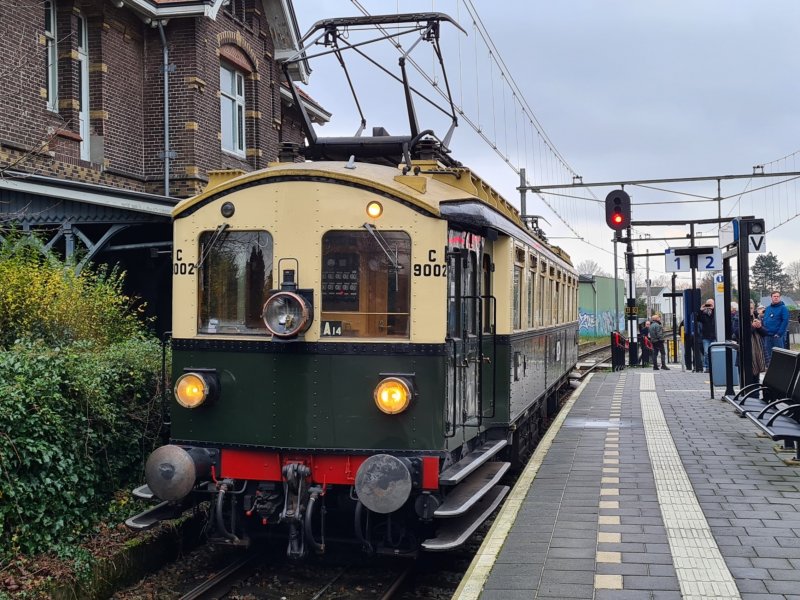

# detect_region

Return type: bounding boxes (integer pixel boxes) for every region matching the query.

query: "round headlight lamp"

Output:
[374,377,413,415]
[262,291,312,338]
[175,372,216,409]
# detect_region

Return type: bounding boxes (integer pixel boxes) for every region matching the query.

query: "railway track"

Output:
[169,546,416,600]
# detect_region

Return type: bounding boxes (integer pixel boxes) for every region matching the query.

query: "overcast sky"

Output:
[293,1,800,286]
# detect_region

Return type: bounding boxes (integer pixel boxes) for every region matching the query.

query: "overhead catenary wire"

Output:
[345,0,607,253]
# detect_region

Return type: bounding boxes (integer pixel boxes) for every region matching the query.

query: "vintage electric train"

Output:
[127,13,579,558]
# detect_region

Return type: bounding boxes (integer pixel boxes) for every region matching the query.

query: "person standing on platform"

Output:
[649,313,668,370]
[761,290,789,367]
[697,299,716,372]
[730,302,740,342]
[749,299,767,381]
[639,320,651,366]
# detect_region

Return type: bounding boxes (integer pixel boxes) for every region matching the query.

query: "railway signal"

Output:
[605,189,631,231]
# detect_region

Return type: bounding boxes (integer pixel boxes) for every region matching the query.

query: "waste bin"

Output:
[709,344,739,387]
[611,331,627,371]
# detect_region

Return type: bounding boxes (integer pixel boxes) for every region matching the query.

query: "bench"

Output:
[745,374,800,461]
[722,348,800,416]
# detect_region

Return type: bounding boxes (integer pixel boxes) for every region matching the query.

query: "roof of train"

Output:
[173,159,574,267]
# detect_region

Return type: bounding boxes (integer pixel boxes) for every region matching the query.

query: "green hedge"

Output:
[0,237,163,567]
[0,338,163,563]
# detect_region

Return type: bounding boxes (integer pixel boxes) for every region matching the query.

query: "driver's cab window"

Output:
[321,230,411,338]
[197,230,273,334]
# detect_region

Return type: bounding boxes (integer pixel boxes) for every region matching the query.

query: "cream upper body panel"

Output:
[172,175,448,343]
[171,160,576,342]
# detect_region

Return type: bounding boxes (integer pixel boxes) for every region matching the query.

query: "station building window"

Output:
[76,12,89,160]
[321,230,410,338]
[220,62,246,156]
[223,0,248,23]
[197,230,273,334]
[44,0,58,112]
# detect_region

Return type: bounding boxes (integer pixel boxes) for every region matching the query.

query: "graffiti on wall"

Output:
[579,310,622,336]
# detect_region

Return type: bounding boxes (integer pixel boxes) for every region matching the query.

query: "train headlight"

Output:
[262,291,312,338]
[374,377,412,415]
[366,201,383,219]
[174,372,218,409]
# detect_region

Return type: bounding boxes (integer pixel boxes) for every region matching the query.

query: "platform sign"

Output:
[697,247,722,271]
[665,249,690,272]
[665,248,721,272]
[748,234,766,253]
[719,220,737,248]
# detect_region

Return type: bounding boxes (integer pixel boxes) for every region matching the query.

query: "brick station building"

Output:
[0,0,329,329]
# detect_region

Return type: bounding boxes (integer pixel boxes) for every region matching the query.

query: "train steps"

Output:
[434,461,510,517]
[438,439,508,485]
[421,485,509,551]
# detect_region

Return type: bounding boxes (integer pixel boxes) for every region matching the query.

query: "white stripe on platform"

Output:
[451,374,597,600]
[640,372,655,390]
[639,384,741,600]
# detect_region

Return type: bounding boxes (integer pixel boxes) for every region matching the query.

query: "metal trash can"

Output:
[611,331,627,372]
[709,344,739,387]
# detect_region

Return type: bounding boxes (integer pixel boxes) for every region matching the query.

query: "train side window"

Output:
[482,253,492,334]
[198,230,273,334]
[321,230,411,338]
[538,263,546,328]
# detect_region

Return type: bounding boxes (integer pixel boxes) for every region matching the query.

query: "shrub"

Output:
[0,237,164,568]
[0,338,163,563]
[0,238,146,349]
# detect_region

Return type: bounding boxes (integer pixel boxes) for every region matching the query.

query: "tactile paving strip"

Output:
[640,384,741,600]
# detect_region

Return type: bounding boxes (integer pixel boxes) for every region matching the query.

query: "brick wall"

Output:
[0,0,310,200]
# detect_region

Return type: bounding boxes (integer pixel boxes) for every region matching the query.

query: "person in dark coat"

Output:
[730,301,740,342]
[639,320,651,366]
[696,298,716,372]
[749,299,766,384]
[649,313,668,370]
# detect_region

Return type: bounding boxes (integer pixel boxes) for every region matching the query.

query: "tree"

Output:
[785,259,800,293]
[751,252,790,296]
[576,259,609,277]
[699,271,715,301]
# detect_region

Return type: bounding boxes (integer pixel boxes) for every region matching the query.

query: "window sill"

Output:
[221,148,248,161]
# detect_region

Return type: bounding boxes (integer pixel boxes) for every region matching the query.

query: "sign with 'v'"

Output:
[748,234,766,253]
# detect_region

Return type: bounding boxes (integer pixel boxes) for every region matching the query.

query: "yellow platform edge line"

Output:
[451,373,597,600]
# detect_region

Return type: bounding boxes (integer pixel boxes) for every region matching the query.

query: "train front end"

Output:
[130,163,467,556]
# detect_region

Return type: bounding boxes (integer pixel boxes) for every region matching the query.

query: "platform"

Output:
[454,367,800,600]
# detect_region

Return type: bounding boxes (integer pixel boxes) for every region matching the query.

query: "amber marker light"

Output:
[175,373,209,409]
[374,377,412,415]
[366,201,383,219]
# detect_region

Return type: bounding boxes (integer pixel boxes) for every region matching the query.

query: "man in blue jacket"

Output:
[761,290,789,366]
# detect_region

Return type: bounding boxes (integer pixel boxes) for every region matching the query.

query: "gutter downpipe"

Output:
[157,21,171,197]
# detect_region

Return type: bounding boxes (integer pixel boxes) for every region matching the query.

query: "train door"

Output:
[446,230,483,433]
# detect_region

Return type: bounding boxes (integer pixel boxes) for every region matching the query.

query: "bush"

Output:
[0,338,163,563]
[0,238,146,349]
[0,237,164,568]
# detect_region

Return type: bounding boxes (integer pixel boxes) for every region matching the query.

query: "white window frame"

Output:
[220,63,246,156]
[44,1,58,112]
[76,13,90,161]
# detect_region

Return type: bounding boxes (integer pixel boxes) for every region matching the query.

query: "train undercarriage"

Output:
[127,376,570,558]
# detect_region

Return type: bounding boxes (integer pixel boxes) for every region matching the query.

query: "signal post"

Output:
[605,190,638,365]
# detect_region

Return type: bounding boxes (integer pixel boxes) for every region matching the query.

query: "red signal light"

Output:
[605,190,631,231]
